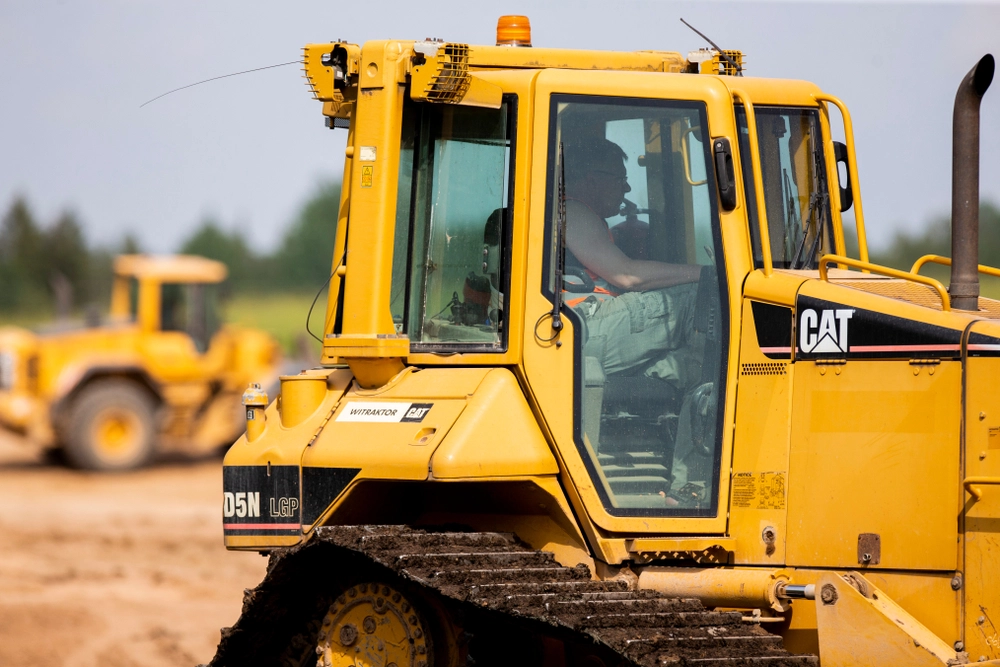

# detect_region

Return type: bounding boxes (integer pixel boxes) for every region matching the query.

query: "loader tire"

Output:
[63,379,157,471]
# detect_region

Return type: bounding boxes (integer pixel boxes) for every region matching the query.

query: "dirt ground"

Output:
[0,430,266,667]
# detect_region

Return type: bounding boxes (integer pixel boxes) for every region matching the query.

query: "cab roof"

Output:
[113,254,228,283]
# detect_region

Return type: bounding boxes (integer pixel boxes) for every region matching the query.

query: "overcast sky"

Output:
[2,1,998,254]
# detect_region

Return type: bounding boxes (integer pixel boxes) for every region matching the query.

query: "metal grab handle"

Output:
[818,255,951,311]
[814,93,869,264]
[731,89,773,276]
[964,476,1000,501]
[911,254,1000,280]
[680,126,708,186]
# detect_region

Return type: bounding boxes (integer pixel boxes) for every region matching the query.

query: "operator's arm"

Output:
[565,201,701,291]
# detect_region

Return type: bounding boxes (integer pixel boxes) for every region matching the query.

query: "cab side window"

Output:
[737,106,834,269]
[390,97,515,351]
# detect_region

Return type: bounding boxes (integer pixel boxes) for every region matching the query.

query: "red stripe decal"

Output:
[847,344,960,353]
[760,347,791,353]
[224,523,300,530]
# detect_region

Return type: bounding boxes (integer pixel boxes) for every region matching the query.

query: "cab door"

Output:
[141,280,227,382]
[521,70,750,538]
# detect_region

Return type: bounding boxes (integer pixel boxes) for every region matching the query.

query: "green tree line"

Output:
[0,182,341,317]
[1,186,997,318]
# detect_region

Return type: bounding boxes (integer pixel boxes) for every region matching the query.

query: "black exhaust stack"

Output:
[950,54,995,311]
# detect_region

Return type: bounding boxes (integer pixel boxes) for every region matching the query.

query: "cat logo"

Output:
[800,308,854,354]
[401,404,432,422]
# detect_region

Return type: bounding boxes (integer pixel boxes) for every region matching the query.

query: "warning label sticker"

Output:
[732,472,786,510]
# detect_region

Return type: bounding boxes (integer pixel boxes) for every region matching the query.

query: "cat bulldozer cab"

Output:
[215,16,999,667]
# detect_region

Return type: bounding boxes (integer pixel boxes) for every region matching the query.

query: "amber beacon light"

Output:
[496,15,531,47]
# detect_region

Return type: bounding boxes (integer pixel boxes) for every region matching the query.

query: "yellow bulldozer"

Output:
[0,254,280,470]
[213,16,998,666]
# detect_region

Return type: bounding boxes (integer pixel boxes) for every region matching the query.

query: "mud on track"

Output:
[0,431,265,667]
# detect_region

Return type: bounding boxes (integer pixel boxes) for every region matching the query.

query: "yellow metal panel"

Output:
[466,45,687,73]
[355,367,489,399]
[302,368,491,480]
[337,41,407,339]
[962,330,1000,662]
[113,254,227,283]
[774,568,960,658]
[430,369,557,478]
[138,277,159,332]
[814,572,964,666]
[719,77,826,108]
[730,299,793,565]
[786,359,961,570]
[307,400,466,480]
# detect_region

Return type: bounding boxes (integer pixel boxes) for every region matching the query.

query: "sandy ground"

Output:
[0,431,267,667]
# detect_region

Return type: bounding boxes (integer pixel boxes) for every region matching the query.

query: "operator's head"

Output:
[564,138,631,219]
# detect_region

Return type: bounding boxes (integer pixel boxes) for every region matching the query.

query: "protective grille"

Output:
[836,279,946,310]
[741,362,787,376]
[423,43,471,103]
[704,50,744,76]
[974,297,1000,319]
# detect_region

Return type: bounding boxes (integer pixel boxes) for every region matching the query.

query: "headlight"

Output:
[0,351,15,390]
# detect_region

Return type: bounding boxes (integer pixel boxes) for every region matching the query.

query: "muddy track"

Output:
[212,525,817,666]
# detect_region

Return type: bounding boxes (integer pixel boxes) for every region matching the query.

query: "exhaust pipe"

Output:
[950,54,995,311]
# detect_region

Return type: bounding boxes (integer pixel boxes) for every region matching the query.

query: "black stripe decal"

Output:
[751,301,793,359]
[302,467,362,526]
[223,465,301,535]
[795,295,964,360]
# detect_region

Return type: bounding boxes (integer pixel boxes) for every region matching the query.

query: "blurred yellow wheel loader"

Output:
[213,16,1000,666]
[0,254,281,471]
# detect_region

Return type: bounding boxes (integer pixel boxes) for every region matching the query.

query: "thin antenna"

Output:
[140,60,299,108]
[680,18,743,76]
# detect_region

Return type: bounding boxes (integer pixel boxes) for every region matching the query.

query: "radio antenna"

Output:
[680,18,743,76]
[140,60,299,108]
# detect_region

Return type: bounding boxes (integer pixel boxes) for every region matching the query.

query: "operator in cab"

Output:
[563,138,702,382]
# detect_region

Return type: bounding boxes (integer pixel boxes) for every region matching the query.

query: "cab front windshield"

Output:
[547,95,727,517]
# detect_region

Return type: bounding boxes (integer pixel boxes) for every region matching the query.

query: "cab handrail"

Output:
[814,93,869,264]
[911,254,1000,280]
[964,476,1000,501]
[731,89,774,276]
[818,254,951,311]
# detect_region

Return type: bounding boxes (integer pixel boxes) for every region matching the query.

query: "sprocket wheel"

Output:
[316,583,431,667]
